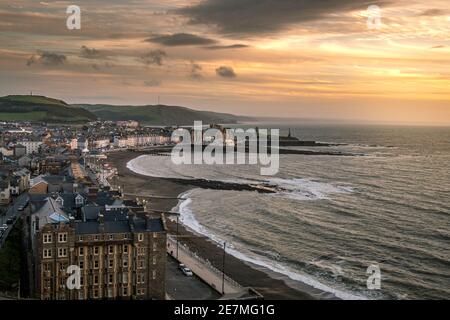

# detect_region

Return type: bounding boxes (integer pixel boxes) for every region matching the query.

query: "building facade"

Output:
[31,198,167,300]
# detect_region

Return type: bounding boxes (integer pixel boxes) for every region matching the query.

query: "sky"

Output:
[0,0,449,125]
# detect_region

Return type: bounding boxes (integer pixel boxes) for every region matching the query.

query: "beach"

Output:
[106,150,336,300]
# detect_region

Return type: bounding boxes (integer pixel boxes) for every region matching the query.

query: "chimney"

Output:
[145,215,151,231]
[128,211,135,232]
[69,216,75,228]
[98,213,104,232]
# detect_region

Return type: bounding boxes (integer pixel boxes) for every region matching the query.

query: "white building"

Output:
[18,140,43,155]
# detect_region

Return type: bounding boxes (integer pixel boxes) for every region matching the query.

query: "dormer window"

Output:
[75,195,84,206]
[56,197,64,206]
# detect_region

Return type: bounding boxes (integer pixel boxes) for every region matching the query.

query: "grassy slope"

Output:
[78,104,243,125]
[0,95,97,123]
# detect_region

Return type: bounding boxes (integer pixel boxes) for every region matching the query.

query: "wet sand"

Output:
[107,151,336,300]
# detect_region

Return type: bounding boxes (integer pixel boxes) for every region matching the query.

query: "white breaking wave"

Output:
[127,155,355,201]
[173,190,366,300]
[268,178,354,201]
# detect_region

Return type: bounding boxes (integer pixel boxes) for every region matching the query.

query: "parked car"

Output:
[181,267,193,277]
[6,218,14,225]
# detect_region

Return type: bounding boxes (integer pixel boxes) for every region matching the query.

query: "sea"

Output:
[127,123,450,300]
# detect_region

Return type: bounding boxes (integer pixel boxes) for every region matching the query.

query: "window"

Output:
[78,236,84,242]
[108,245,114,254]
[123,260,128,268]
[78,291,84,300]
[80,276,84,286]
[93,289,99,298]
[58,248,67,257]
[75,196,84,205]
[122,273,128,284]
[123,233,128,240]
[109,259,114,268]
[79,247,84,256]
[152,270,156,280]
[94,246,99,255]
[79,260,84,269]
[153,256,156,265]
[109,235,114,241]
[153,242,157,252]
[94,235,99,241]
[43,233,52,244]
[138,233,144,242]
[138,260,145,269]
[136,274,145,284]
[94,260,99,269]
[107,289,113,298]
[43,249,52,259]
[122,287,128,296]
[93,275,99,285]
[123,245,128,254]
[138,289,145,296]
[58,233,67,243]
[108,274,113,284]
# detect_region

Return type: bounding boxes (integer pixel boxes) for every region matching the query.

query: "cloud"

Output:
[80,45,103,59]
[206,44,249,50]
[178,0,391,36]
[146,33,217,46]
[419,9,447,16]
[216,66,236,78]
[144,79,162,87]
[189,62,203,79]
[139,49,167,66]
[27,51,67,66]
[431,45,445,49]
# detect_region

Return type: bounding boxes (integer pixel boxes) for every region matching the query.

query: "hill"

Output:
[77,104,245,126]
[0,95,97,123]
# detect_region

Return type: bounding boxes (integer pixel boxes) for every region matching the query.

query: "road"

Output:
[0,193,29,249]
[167,236,242,295]
[166,255,220,300]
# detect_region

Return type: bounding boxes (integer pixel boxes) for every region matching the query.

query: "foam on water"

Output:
[173,190,367,300]
[128,155,355,201]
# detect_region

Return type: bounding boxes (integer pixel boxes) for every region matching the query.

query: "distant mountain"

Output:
[77,104,247,126]
[0,95,97,123]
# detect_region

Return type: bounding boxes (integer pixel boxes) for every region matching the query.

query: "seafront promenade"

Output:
[167,236,242,295]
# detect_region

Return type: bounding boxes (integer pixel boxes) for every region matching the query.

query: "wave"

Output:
[267,178,354,201]
[127,155,355,201]
[173,190,367,300]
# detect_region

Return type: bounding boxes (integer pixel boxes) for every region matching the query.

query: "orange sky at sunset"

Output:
[0,0,449,125]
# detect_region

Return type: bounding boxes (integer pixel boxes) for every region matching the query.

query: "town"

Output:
[0,120,262,300]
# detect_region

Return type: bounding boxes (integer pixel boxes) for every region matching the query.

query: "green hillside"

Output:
[77,104,243,125]
[0,95,97,123]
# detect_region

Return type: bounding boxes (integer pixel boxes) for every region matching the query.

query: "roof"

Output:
[33,197,70,225]
[74,217,165,235]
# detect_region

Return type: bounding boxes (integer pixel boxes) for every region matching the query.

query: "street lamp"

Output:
[222,241,226,295]
[176,216,179,260]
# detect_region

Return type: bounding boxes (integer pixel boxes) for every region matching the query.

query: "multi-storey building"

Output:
[30,197,167,300]
[17,140,43,155]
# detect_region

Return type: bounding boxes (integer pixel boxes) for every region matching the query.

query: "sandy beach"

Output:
[106,151,336,300]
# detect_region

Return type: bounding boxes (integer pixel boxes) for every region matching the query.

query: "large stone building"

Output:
[30,196,167,300]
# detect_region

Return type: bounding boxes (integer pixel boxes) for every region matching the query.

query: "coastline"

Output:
[107,150,339,300]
